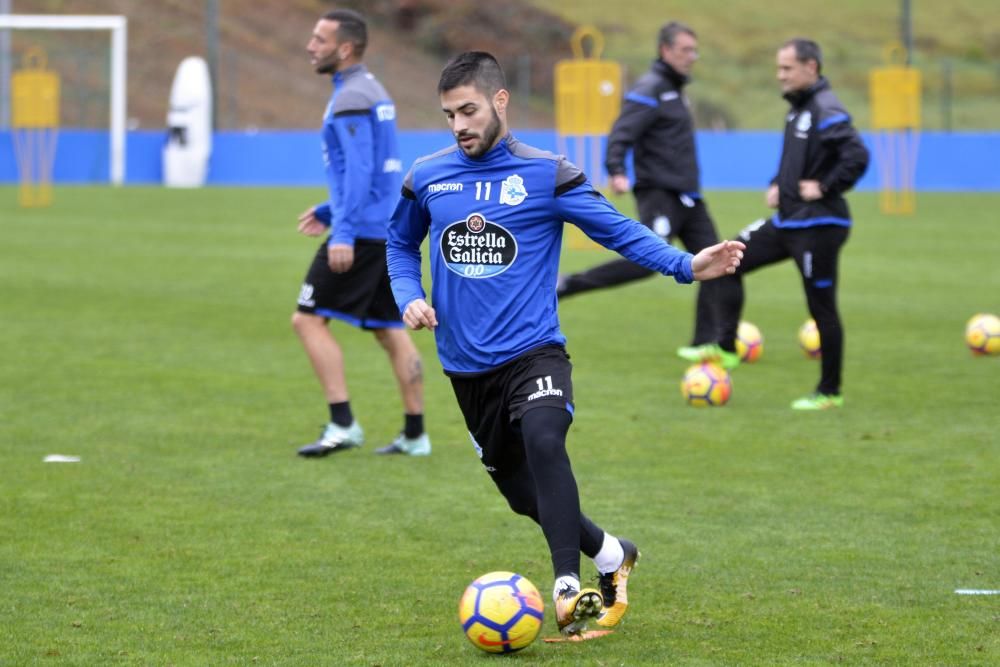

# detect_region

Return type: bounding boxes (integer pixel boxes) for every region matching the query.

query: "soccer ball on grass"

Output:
[735,321,764,363]
[798,318,821,359]
[965,313,1000,356]
[681,363,732,407]
[458,571,544,653]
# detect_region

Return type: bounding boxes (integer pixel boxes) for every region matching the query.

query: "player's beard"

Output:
[456,106,503,158]
[314,51,341,75]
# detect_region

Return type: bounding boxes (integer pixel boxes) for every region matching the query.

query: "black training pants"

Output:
[715,217,849,395]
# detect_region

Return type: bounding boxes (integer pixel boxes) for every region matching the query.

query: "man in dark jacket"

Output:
[557,22,725,361]
[696,38,869,409]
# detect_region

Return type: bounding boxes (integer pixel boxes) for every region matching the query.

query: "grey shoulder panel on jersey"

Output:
[403,144,462,191]
[332,75,391,114]
[332,88,375,115]
[814,88,849,118]
[506,136,585,192]
[413,143,461,168]
[631,70,663,96]
[554,155,585,191]
[506,136,560,162]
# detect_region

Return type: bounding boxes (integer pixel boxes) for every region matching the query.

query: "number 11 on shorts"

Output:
[528,375,563,400]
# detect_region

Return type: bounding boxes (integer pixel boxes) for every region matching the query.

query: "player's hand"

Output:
[327,244,354,273]
[765,184,780,208]
[691,240,746,281]
[610,174,631,195]
[403,298,437,331]
[798,180,823,201]
[297,207,327,236]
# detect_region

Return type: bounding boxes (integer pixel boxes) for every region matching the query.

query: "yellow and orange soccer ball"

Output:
[798,318,822,359]
[681,362,732,407]
[965,313,1000,356]
[735,321,764,363]
[458,571,544,653]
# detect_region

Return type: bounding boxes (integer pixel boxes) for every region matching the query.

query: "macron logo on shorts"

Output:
[297,283,316,307]
[527,387,564,401]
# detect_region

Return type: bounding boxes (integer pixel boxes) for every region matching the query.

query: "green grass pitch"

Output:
[1,185,998,665]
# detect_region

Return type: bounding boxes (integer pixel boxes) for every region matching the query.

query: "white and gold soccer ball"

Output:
[965,313,1000,356]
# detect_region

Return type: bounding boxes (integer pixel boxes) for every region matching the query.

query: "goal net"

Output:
[1,14,127,184]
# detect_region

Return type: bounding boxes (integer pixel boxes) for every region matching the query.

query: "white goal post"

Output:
[0,14,127,184]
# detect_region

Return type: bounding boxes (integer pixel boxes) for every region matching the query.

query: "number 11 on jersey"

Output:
[475,181,492,201]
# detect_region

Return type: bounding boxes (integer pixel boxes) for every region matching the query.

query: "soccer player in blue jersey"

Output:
[293,10,431,458]
[387,52,744,635]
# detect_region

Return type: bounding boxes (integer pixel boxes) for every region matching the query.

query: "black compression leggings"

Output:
[493,406,605,579]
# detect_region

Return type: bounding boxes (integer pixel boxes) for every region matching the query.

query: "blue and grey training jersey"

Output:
[313,64,402,244]
[387,135,695,374]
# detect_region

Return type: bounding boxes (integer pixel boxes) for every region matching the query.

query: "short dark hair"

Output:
[323,9,368,58]
[782,38,823,73]
[659,21,696,49]
[438,51,507,97]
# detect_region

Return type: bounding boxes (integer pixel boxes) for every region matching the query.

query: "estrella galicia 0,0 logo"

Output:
[439,213,518,279]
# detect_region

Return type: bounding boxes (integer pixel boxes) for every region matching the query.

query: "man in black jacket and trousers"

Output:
[703,38,869,410]
[557,22,729,366]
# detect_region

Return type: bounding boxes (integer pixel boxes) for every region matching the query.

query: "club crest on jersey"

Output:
[440,213,518,279]
[653,215,671,238]
[499,174,528,206]
[795,110,812,137]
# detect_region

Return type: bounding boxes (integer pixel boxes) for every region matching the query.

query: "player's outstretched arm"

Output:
[402,298,438,331]
[691,240,746,281]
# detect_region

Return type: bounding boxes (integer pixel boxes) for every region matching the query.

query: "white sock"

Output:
[593,532,625,575]
[552,574,581,602]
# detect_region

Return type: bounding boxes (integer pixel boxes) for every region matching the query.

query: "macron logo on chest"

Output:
[429,182,463,193]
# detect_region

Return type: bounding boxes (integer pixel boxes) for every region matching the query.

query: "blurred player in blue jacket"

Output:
[293,9,430,458]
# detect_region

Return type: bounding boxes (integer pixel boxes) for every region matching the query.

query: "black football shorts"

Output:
[296,239,403,329]
[449,345,574,477]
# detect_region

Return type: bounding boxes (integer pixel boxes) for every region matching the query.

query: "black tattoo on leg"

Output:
[408,357,423,385]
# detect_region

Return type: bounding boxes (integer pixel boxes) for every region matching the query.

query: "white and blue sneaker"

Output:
[297,421,365,457]
[375,432,431,456]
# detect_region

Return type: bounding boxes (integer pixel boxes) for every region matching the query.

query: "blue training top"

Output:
[387,135,695,374]
[313,64,403,244]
